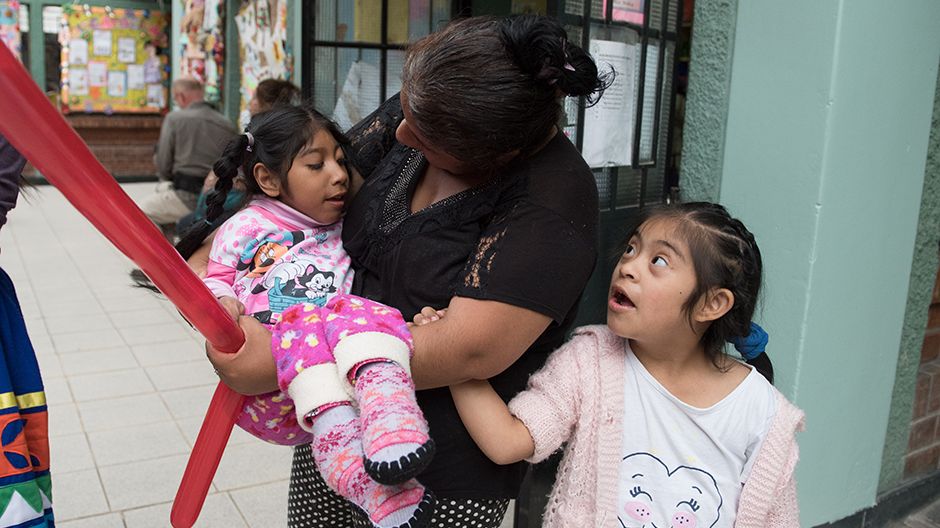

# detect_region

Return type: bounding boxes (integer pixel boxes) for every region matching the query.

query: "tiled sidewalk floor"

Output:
[0,183,292,527]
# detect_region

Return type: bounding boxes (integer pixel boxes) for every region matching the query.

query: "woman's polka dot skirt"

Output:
[288,444,510,528]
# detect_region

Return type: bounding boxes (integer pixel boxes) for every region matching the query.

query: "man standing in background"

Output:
[140,77,235,240]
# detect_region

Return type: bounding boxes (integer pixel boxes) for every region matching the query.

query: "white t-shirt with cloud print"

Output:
[617,343,777,528]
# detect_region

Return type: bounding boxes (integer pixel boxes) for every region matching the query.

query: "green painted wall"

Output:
[679,0,737,201]
[880,63,940,493]
[682,0,940,525]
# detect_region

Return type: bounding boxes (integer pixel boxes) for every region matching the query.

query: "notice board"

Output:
[59,4,169,114]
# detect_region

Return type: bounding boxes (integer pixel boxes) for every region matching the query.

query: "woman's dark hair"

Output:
[401,14,610,172]
[175,104,348,260]
[253,79,301,112]
[618,202,774,382]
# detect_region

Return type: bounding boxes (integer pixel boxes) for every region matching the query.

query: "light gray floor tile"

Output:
[212,441,294,491]
[53,328,127,354]
[36,299,105,318]
[48,403,83,437]
[19,299,41,320]
[109,307,179,328]
[49,433,96,474]
[146,360,217,391]
[501,501,515,528]
[119,323,196,346]
[43,377,74,405]
[161,385,216,419]
[132,339,204,367]
[58,347,139,376]
[230,480,290,528]
[43,313,115,335]
[23,317,47,336]
[88,421,190,467]
[123,493,248,528]
[29,334,55,356]
[98,453,190,511]
[57,513,125,528]
[79,392,173,432]
[177,416,256,448]
[34,287,96,306]
[36,352,63,379]
[68,369,155,402]
[51,469,110,521]
[100,293,170,313]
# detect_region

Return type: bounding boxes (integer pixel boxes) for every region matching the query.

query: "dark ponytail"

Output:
[747,353,774,384]
[174,133,253,260]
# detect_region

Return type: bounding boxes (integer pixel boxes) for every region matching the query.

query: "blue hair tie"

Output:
[729,322,768,360]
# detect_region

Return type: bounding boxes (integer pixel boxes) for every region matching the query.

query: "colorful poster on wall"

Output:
[0,0,21,62]
[235,0,291,128]
[602,0,644,24]
[59,4,169,114]
[179,0,225,103]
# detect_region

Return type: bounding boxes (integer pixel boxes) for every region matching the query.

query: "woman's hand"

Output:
[409,306,446,327]
[206,314,279,396]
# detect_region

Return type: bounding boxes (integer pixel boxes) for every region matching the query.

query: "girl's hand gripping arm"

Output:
[450,381,535,465]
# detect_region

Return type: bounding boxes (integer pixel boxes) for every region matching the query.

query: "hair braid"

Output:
[175,133,252,260]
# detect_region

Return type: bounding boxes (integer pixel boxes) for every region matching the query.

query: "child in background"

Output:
[418,202,804,527]
[175,105,434,528]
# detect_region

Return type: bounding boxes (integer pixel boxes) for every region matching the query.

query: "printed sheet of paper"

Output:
[88,61,107,87]
[108,70,127,97]
[147,84,165,107]
[92,29,111,56]
[126,64,145,90]
[582,39,637,168]
[69,39,88,65]
[70,68,89,95]
[117,37,136,63]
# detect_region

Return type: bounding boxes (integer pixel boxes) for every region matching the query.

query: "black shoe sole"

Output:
[363,439,436,485]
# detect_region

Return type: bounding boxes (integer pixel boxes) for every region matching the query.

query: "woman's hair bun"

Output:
[498,14,610,101]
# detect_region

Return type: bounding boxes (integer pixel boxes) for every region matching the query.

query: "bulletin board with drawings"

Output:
[59,4,169,114]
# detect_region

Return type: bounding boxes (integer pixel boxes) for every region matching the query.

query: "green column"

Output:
[682,0,940,525]
[27,0,43,89]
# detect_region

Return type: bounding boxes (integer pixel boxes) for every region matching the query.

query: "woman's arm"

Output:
[409,296,552,389]
[450,380,534,465]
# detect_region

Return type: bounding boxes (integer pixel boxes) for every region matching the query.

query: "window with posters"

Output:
[301,0,452,132]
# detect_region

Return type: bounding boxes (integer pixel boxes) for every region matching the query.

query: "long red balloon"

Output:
[0,42,243,527]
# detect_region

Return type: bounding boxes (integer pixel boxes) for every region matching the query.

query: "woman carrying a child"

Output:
[203,14,608,528]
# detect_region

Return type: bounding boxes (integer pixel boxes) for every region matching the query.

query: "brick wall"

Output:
[23,114,163,179]
[904,262,940,477]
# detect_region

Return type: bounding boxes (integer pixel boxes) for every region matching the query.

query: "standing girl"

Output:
[441,202,805,527]
[176,105,434,528]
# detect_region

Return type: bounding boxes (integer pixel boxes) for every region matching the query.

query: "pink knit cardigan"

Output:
[508,325,806,527]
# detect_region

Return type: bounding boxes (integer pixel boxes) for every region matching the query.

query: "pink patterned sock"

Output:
[311,404,433,528]
[354,362,433,484]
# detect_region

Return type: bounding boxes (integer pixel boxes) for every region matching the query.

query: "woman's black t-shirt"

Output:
[342,95,599,499]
